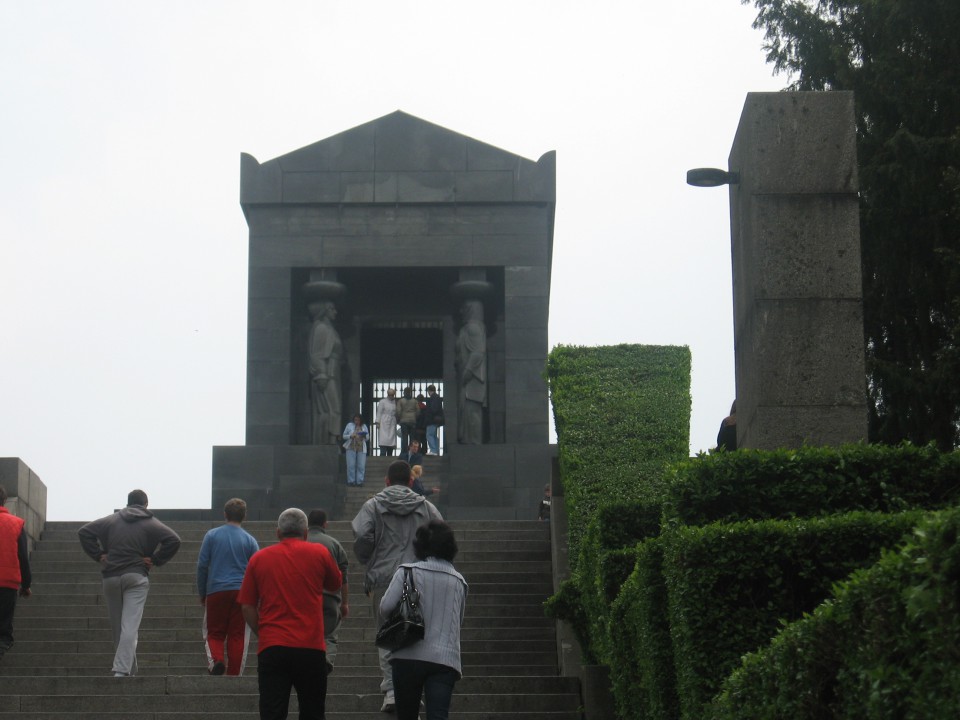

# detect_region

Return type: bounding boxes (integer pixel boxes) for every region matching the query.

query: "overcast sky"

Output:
[1,1,784,520]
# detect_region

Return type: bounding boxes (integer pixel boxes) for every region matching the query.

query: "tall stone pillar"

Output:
[728,92,867,449]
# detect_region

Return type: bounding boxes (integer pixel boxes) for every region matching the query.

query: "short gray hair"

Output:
[277,508,308,537]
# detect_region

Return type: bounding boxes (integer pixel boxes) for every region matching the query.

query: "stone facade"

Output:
[0,457,47,552]
[728,92,868,449]
[213,112,555,518]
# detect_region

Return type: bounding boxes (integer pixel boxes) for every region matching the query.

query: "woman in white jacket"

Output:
[379,520,468,720]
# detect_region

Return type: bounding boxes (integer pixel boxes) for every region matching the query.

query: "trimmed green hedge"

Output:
[547,344,691,662]
[609,539,679,720]
[663,443,960,527]
[548,344,691,559]
[664,511,923,719]
[708,507,960,719]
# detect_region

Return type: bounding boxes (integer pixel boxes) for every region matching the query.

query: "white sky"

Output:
[1,1,784,520]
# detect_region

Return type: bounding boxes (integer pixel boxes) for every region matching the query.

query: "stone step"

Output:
[13,624,556,642]
[0,665,561,678]
[20,592,549,608]
[43,520,545,534]
[32,538,552,554]
[0,712,580,720]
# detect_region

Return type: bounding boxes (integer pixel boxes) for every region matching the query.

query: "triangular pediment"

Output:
[240,111,555,205]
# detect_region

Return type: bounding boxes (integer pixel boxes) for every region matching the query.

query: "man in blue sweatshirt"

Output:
[196,497,259,675]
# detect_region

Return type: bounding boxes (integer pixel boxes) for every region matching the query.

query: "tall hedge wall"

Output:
[546,343,691,662]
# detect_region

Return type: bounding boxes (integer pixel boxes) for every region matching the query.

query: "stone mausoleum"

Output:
[212,112,556,519]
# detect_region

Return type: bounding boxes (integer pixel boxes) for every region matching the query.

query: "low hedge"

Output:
[663,510,924,719]
[708,507,960,719]
[609,539,679,720]
[663,443,960,528]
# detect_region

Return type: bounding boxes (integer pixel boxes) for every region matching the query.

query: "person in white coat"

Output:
[376,388,399,456]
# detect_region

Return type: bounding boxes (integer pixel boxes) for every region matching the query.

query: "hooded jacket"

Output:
[351,484,442,592]
[78,505,181,579]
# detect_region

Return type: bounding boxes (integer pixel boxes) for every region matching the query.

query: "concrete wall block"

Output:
[249,267,292,298]
[505,266,550,297]
[246,392,291,427]
[28,470,45,516]
[240,155,282,204]
[322,235,472,267]
[282,172,341,203]
[739,298,867,407]
[473,234,549,266]
[212,447,275,490]
[213,488,272,515]
[0,458,28,498]
[340,172,376,203]
[741,405,868,450]
[445,476,511,507]
[247,329,289,362]
[248,361,291,393]
[514,151,556,202]
[745,196,862,302]
[246,425,291,446]
[248,297,292,331]
[505,296,550,328]
[487,351,506,383]
[274,125,376,172]
[730,92,858,195]
[250,235,324,268]
[508,422,549,444]
[274,446,342,475]
[274,475,338,509]
[505,327,549,360]
[514,445,554,488]
[397,172,456,202]
[447,445,515,472]
[375,115,467,172]
[454,171,514,202]
[373,172,399,202]
[505,360,549,394]
[466,139,525,171]
[430,206,550,237]
[506,391,550,421]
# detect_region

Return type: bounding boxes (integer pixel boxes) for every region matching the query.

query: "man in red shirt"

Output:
[239,508,342,720]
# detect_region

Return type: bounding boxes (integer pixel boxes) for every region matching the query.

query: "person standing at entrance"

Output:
[0,484,32,660]
[78,489,181,677]
[376,388,399,456]
[197,497,259,676]
[396,387,420,451]
[343,414,369,486]
[424,385,444,456]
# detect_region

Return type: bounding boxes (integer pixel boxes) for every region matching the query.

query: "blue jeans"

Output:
[390,659,459,720]
[346,450,366,485]
[426,425,439,454]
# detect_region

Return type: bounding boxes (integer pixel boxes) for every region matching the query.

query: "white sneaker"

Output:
[381,691,395,713]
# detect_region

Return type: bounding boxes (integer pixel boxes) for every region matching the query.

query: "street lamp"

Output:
[686,168,740,187]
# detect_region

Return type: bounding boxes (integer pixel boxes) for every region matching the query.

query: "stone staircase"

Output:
[1,518,580,719]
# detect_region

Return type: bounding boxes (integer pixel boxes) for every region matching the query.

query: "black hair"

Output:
[128,489,148,507]
[413,520,458,562]
[308,508,328,526]
[387,461,412,486]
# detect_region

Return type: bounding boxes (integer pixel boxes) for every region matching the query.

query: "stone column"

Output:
[728,92,867,449]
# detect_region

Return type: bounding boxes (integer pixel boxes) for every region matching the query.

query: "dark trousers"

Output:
[257,646,328,720]
[0,587,17,648]
[391,659,459,720]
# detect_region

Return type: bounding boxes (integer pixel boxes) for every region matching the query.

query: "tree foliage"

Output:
[745,0,960,448]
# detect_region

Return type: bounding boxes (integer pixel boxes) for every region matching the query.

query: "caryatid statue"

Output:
[454,294,488,445]
[305,282,345,445]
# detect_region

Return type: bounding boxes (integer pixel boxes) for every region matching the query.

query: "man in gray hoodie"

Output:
[78,489,181,676]
[352,460,442,712]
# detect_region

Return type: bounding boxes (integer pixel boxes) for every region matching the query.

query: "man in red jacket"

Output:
[239,507,342,720]
[0,484,32,658]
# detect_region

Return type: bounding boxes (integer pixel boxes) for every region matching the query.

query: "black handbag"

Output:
[375,567,425,651]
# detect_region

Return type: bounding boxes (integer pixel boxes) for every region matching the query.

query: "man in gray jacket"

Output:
[352,460,442,712]
[78,489,181,677]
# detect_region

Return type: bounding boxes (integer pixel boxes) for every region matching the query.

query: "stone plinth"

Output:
[728,92,868,449]
[0,457,47,551]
